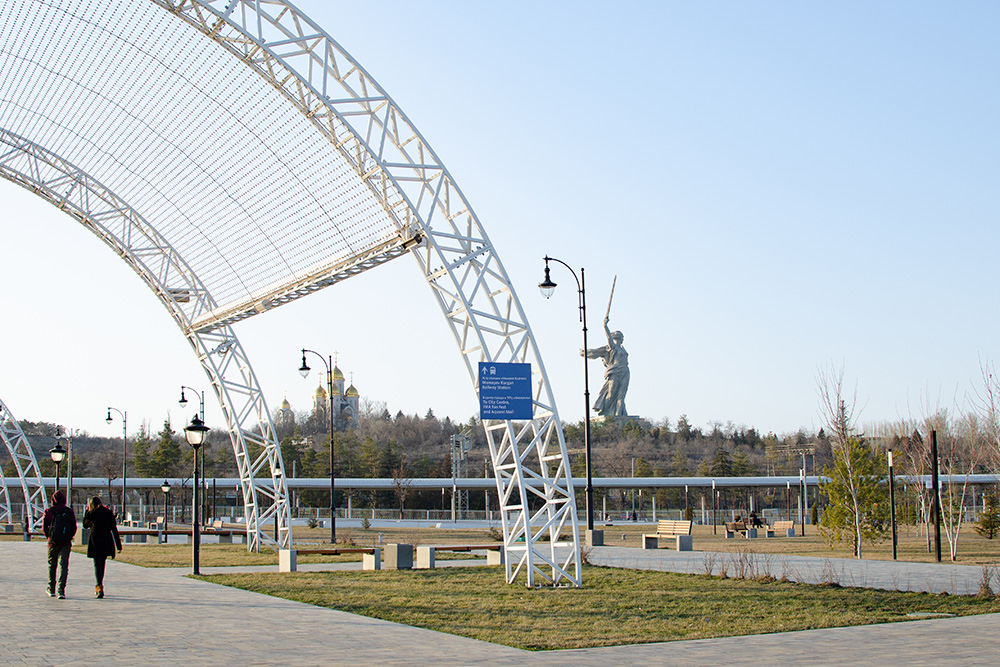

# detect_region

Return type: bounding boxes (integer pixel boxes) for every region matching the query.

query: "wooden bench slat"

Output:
[648,520,692,537]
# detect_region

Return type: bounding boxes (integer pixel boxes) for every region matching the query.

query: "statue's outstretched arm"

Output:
[603,316,612,342]
[581,345,610,360]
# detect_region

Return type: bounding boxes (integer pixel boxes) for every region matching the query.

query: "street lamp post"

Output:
[160,480,171,525]
[539,255,601,545]
[712,479,717,535]
[799,468,806,535]
[49,441,67,494]
[299,349,337,544]
[58,429,75,507]
[105,407,127,515]
[184,415,209,575]
[179,386,207,525]
[786,480,791,521]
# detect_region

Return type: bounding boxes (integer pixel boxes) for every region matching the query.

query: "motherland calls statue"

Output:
[581,278,630,419]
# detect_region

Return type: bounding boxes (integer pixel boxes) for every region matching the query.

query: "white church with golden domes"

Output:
[278,361,360,432]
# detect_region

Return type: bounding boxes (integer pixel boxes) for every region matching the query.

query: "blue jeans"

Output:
[47,544,71,594]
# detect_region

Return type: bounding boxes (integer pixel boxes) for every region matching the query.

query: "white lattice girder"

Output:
[0,465,11,525]
[151,0,582,586]
[0,128,290,551]
[0,397,47,529]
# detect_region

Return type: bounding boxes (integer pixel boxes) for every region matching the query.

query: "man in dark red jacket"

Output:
[42,490,77,599]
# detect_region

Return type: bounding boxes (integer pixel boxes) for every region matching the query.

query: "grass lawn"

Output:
[199,565,1000,650]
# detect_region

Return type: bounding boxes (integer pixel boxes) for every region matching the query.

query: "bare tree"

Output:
[94,448,122,510]
[874,419,934,552]
[973,359,1000,472]
[391,455,412,520]
[936,410,986,560]
[816,365,887,559]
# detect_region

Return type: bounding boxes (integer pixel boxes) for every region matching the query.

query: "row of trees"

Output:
[8,363,1000,564]
[815,364,1000,561]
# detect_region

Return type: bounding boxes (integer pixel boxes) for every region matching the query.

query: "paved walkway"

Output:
[2,540,999,666]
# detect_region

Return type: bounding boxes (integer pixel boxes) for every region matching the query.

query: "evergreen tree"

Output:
[731,449,755,476]
[150,419,182,476]
[669,448,689,476]
[279,436,301,475]
[819,436,890,556]
[708,447,733,476]
[976,492,1000,540]
[131,422,153,477]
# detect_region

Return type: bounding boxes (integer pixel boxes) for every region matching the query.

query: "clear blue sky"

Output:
[2,1,998,439]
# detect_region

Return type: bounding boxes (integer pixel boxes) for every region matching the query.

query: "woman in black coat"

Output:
[82,496,122,599]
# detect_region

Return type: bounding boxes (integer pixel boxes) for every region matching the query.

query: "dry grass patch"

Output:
[606,522,1000,564]
[200,565,1000,650]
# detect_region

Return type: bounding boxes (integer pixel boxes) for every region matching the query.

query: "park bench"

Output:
[415,544,504,569]
[279,547,381,572]
[203,521,248,544]
[642,520,694,551]
[771,520,795,537]
[724,520,749,538]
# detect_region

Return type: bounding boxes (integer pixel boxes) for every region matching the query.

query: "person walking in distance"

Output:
[82,496,122,599]
[42,489,77,599]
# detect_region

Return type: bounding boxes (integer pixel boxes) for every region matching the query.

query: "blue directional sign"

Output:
[478,362,532,420]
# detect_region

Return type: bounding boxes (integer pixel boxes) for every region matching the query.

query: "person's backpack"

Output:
[50,508,76,544]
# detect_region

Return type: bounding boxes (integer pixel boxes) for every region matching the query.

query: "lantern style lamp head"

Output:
[298,350,311,378]
[184,414,209,449]
[161,480,171,494]
[178,388,188,409]
[538,261,557,299]
[105,410,112,425]
[49,441,67,464]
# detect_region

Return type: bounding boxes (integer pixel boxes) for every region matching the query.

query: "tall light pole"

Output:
[179,386,207,525]
[49,440,67,494]
[888,449,897,560]
[184,414,209,575]
[299,348,337,544]
[105,407,127,514]
[539,255,599,545]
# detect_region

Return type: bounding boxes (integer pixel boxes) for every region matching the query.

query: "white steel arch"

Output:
[0,129,290,551]
[0,0,580,585]
[154,0,582,586]
[0,397,47,530]
[0,466,11,526]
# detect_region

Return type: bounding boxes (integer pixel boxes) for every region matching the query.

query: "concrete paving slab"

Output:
[3,541,999,666]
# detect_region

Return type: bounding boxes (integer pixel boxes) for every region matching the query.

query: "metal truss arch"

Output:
[0,397,47,530]
[0,465,12,525]
[155,0,581,585]
[0,128,290,551]
[1,0,579,583]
